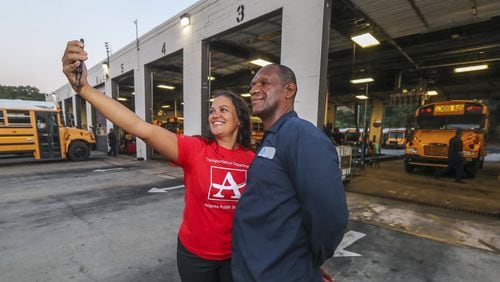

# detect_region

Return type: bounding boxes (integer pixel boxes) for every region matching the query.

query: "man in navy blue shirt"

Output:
[232,64,349,281]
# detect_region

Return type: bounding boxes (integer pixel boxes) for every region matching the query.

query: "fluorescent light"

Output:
[157,84,175,90]
[454,64,488,73]
[240,93,251,97]
[426,90,438,96]
[131,92,135,95]
[161,105,171,108]
[208,76,216,81]
[209,98,214,102]
[117,97,127,101]
[250,59,272,67]
[350,78,374,84]
[180,13,190,26]
[355,95,369,100]
[351,33,380,48]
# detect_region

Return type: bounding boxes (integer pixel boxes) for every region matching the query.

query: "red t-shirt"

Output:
[176,135,255,260]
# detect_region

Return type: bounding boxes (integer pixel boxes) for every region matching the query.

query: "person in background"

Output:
[232,64,349,281]
[107,128,117,157]
[323,122,333,141]
[434,128,465,183]
[62,40,254,282]
[332,127,345,146]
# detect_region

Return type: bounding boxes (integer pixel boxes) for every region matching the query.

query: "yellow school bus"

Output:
[384,128,406,148]
[250,116,264,151]
[0,99,96,161]
[404,100,489,178]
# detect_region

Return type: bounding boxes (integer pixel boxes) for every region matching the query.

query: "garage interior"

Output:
[109,0,500,147]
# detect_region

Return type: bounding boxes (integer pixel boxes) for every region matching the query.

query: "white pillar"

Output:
[86,101,92,131]
[134,66,148,160]
[183,29,203,136]
[104,79,113,131]
[281,0,329,126]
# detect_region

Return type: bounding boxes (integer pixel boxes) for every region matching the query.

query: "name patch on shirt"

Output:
[258,146,276,159]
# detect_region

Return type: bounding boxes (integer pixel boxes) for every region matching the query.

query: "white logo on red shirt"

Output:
[208,166,247,201]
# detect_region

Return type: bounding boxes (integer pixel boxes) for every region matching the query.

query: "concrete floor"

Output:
[0,152,498,281]
[346,159,500,216]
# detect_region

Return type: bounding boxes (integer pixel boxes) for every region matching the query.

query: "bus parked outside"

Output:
[384,128,406,148]
[404,100,489,178]
[0,99,96,161]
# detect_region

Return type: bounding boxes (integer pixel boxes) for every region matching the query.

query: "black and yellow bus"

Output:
[0,99,96,161]
[404,100,489,177]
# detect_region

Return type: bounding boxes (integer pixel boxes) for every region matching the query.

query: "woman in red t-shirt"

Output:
[62,40,255,282]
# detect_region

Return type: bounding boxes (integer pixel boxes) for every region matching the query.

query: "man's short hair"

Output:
[269,64,297,86]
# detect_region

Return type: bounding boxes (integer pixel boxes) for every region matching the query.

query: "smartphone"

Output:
[75,38,85,89]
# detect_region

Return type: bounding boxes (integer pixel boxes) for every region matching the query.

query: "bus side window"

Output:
[7,110,31,127]
[0,110,5,126]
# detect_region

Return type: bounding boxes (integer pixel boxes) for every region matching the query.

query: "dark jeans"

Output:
[177,238,233,282]
[434,159,464,180]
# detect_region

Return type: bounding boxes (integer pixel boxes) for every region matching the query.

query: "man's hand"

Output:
[320,266,335,282]
[62,40,89,93]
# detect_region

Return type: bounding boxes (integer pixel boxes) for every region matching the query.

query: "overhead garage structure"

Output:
[53,0,500,160]
[328,0,500,104]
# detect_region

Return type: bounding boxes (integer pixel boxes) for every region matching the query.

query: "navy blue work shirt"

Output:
[448,135,463,161]
[232,111,349,282]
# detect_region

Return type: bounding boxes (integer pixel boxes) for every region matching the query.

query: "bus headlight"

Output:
[462,150,475,157]
[405,148,418,154]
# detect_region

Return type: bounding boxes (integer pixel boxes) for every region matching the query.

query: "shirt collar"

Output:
[266,111,297,133]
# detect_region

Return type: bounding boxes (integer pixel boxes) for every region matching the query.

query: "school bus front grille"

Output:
[423,145,447,157]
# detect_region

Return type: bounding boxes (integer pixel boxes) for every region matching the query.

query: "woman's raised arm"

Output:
[61,40,179,162]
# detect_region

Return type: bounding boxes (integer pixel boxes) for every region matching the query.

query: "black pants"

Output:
[177,238,233,282]
[435,159,464,180]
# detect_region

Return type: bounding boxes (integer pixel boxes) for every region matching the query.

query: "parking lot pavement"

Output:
[1,154,499,281]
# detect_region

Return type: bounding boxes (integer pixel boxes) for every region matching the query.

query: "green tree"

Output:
[0,85,46,101]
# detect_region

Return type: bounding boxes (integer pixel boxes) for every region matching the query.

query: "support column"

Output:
[86,101,92,131]
[281,0,330,126]
[134,65,147,160]
[183,29,202,136]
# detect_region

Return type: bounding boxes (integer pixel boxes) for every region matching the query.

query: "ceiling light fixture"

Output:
[454,64,488,73]
[240,93,251,97]
[351,33,380,48]
[157,84,176,90]
[350,77,374,84]
[355,95,369,100]
[426,90,438,96]
[161,105,171,108]
[117,97,128,101]
[180,13,190,27]
[208,76,215,81]
[250,58,273,67]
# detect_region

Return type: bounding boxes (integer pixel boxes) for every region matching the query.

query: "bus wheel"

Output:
[68,141,90,161]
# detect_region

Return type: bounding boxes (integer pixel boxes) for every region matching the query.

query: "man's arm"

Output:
[288,124,349,265]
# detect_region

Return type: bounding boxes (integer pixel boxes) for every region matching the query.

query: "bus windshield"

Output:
[389,132,404,138]
[416,115,485,130]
